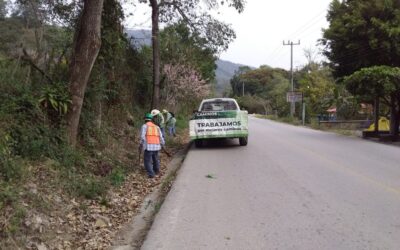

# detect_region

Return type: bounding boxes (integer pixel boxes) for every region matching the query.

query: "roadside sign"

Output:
[286,91,303,103]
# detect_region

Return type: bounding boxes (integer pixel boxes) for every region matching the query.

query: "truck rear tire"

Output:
[239,136,248,146]
[194,139,203,148]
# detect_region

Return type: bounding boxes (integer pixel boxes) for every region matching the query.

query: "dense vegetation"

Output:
[322,0,400,137]
[229,62,341,122]
[0,0,240,247]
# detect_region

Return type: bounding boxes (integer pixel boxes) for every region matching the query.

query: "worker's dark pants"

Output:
[160,127,166,140]
[168,125,176,136]
[144,150,160,178]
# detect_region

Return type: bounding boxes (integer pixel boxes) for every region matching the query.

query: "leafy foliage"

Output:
[39,83,71,118]
[230,66,291,116]
[0,0,6,19]
[343,66,400,99]
[160,23,217,82]
[322,0,400,136]
[343,66,400,136]
[321,0,400,78]
[153,0,245,54]
[297,64,336,116]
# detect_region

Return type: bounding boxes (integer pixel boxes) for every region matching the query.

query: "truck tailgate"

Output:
[189,111,248,139]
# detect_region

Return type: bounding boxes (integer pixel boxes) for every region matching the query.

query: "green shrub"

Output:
[54,144,85,169]
[7,206,26,234]
[73,176,107,199]
[0,185,26,236]
[175,115,188,130]
[0,134,24,182]
[10,124,60,160]
[109,168,125,186]
[0,157,23,182]
[236,95,266,114]
[0,184,19,207]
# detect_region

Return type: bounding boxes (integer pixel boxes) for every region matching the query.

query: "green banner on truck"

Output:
[189,111,248,139]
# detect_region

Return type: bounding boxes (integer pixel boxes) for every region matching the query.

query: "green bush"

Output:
[236,95,266,114]
[0,157,23,182]
[38,82,71,123]
[0,184,19,208]
[73,176,107,199]
[55,144,85,169]
[175,114,188,130]
[0,184,26,236]
[109,168,125,186]
[7,206,26,235]
[9,124,64,161]
[0,134,24,182]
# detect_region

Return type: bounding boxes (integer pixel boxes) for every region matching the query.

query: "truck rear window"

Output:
[200,100,238,111]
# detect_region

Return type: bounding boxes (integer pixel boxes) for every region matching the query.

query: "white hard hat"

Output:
[151,109,160,115]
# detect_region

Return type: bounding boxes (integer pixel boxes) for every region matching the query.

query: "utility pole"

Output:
[283,40,300,116]
[242,81,244,96]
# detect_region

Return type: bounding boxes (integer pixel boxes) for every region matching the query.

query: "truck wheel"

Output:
[194,139,203,148]
[239,137,248,146]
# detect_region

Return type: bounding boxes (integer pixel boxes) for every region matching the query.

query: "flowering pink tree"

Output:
[162,63,210,112]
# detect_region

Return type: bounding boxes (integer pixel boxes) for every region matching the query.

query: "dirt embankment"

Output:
[1,129,189,250]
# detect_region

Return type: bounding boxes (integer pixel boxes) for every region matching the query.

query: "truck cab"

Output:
[198,98,240,112]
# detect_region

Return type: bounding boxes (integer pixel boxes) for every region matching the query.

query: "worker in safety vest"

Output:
[140,113,165,178]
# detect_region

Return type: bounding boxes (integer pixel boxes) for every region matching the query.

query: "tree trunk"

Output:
[397,93,400,140]
[150,0,160,109]
[374,96,379,133]
[66,0,104,147]
[389,93,399,141]
[390,92,400,141]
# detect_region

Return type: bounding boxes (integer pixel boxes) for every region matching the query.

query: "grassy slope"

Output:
[0,114,189,249]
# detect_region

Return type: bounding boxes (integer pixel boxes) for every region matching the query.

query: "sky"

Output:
[124,0,333,70]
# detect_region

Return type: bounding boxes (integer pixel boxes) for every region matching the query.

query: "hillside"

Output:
[214,59,252,96]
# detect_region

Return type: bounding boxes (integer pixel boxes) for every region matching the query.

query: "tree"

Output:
[343,66,400,138]
[321,0,400,78]
[230,66,291,116]
[158,23,217,113]
[160,23,216,82]
[138,0,245,109]
[162,63,210,112]
[230,66,252,96]
[66,0,104,146]
[321,0,400,136]
[297,65,336,117]
[0,0,6,20]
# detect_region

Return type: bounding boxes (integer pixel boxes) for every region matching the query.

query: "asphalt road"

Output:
[141,116,400,250]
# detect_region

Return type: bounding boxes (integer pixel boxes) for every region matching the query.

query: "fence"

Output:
[318,120,372,130]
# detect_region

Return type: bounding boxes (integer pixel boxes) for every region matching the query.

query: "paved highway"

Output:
[141,116,400,249]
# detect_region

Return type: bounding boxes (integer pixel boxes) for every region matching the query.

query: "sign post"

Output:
[286,91,303,103]
[286,91,303,120]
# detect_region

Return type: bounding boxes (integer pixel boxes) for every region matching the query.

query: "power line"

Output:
[267,7,328,68]
[286,10,326,40]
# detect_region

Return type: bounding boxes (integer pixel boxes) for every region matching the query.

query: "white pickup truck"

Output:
[189,98,248,147]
